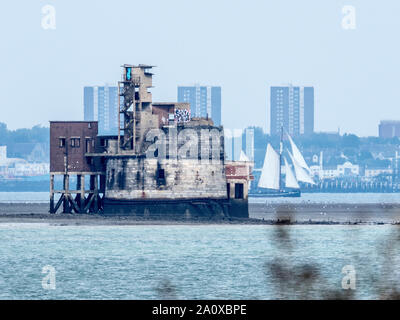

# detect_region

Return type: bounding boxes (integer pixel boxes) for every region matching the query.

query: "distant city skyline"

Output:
[379,120,400,139]
[244,128,254,161]
[2,1,400,137]
[84,85,119,136]
[224,129,242,161]
[177,85,221,126]
[270,85,314,136]
[224,128,254,161]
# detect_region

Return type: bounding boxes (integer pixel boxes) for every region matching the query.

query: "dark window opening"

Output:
[59,138,66,148]
[158,169,165,179]
[71,138,80,148]
[136,171,141,183]
[234,183,244,199]
[156,164,166,186]
[227,183,231,199]
[100,138,108,148]
[118,171,125,190]
[86,139,91,153]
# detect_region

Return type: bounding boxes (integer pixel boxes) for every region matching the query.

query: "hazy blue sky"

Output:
[1,0,399,136]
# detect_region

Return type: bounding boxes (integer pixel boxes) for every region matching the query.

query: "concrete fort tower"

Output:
[103,64,251,217]
[118,64,156,153]
[49,64,252,218]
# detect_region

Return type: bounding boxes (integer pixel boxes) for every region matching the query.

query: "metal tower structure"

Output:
[118,64,154,153]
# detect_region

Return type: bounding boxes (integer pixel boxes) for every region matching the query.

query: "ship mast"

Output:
[279,126,283,191]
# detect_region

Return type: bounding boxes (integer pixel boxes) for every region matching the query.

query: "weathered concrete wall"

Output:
[137,110,159,153]
[105,158,227,200]
[131,67,152,102]
[103,198,230,218]
[103,119,249,218]
[106,123,227,200]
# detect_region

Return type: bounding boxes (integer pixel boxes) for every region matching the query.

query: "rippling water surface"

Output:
[0,224,399,299]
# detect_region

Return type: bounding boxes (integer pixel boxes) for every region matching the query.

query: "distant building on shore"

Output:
[223,128,254,162]
[177,85,221,126]
[270,84,314,136]
[364,167,393,178]
[244,127,254,162]
[0,145,49,177]
[0,146,6,165]
[224,129,242,161]
[310,160,360,179]
[84,85,119,136]
[379,120,400,139]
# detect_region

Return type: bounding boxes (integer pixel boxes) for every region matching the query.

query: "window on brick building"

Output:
[71,138,80,148]
[59,137,66,148]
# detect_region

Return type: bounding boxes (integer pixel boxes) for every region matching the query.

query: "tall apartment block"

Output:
[379,120,400,138]
[84,85,119,136]
[270,85,314,136]
[177,85,221,126]
[224,128,254,161]
[244,127,254,161]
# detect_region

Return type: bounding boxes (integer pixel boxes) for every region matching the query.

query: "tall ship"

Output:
[250,131,315,197]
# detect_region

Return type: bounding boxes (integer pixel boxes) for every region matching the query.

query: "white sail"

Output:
[287,134,311,173]
[239,150,249,162]
[288,151,315,185]
[258,143,280,190]
[284,157,300,189]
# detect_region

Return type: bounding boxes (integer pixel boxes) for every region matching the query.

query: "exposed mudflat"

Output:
[0,202,399,225]
[249,202,400,224]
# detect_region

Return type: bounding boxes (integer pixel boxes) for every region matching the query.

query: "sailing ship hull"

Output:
[249,189,301,198]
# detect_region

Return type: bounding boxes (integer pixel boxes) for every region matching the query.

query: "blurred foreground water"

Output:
[0,224,399,299]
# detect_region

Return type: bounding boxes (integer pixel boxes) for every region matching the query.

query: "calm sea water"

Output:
[0,192,399,204]
[0,224,399,299]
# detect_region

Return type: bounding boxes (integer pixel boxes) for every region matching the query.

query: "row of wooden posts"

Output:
[49,173,105,214]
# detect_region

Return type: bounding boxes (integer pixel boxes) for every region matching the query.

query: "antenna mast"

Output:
[279,126,283,191]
